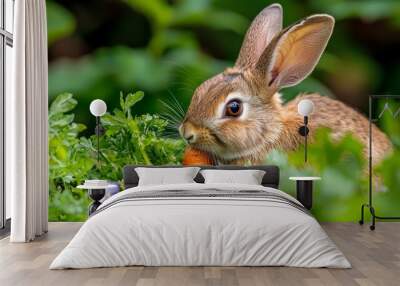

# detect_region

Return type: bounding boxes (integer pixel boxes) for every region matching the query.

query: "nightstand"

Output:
[289,177,321,210]
[77,180,113,215]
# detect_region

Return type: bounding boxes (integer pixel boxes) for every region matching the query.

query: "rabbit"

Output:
[179,3,392,166]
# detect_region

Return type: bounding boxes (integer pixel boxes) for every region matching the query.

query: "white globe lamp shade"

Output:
[90,99,107,117]
[297,99,314,117]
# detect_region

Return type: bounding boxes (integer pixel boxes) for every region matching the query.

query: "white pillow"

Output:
[200,169,266,185]
[135,167,200,186]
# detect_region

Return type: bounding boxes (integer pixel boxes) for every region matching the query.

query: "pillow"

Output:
[135,167,200,186]
[200,169,266,185]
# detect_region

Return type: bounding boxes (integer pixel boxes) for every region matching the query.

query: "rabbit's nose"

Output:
[180,122,197,144]
[185,134,194,143]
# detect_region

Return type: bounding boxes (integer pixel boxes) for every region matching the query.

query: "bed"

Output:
[50,165,350,269]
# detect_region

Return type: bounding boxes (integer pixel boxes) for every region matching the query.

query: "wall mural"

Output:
[47,1,400,222]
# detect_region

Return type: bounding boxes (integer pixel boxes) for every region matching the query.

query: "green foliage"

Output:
[124,0,249,33]
[92,90,185,180]
[47,0,400,123]
[374,150,400,215]
[267,128,399,222]
[47,0,245,120]
[379,100,400,148]
[46,1,76,45]
[49,93,93,221]
[49,92,185,221]
[311,0,400,24]
[49,93,91,187]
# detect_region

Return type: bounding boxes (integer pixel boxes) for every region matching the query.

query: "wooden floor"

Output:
[0,222,399,286]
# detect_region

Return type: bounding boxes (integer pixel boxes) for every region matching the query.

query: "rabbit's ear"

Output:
[256,14,334,89]
[235,4,282,68]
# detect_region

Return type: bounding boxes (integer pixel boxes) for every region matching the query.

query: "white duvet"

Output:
[50,183,350,269]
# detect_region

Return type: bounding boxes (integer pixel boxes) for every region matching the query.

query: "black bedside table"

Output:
[289,177,321,210]
[77,182,110,215]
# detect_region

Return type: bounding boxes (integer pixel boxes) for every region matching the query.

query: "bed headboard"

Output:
[123,165,280,189]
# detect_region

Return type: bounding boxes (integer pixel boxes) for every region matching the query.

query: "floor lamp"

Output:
[89,99,107,166]
[297,99,314,162]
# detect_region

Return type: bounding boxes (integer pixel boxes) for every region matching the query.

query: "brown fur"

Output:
[283,94,392,165]
[180,4,392,165]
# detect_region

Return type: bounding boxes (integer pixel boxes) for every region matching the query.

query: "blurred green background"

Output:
[47,0,400,222]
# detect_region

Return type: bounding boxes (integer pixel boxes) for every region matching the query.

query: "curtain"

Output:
[7,0,48,242]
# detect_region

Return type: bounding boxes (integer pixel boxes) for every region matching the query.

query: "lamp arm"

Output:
[305,116,308,162]
[305,125,307,163]
[297,116,310,163]
[96,116,100,166]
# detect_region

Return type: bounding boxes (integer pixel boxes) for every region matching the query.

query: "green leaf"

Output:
[94,47,173,91]
[48,58,105,98]
[49,93,77,115]
[321,1,400,21]
[125,91,145,110]
[120,92,125,113]
[49,113,75,128]
[66,123,87,137]
[172,9,249,34]
[47,1,76,45]
[79,137,93,149]
[101,113,126,126]
[124,0,173,27]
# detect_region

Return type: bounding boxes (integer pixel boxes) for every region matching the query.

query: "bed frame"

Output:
[123,165,280,189]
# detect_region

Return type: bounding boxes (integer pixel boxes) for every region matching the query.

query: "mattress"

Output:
[50,183,350,269]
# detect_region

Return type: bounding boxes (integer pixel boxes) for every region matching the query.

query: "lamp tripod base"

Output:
[360,203,400,231]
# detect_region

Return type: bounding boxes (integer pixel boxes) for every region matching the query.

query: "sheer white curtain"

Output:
[7,0,48,242]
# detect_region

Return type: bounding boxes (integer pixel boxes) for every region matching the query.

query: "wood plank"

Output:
[0,222,399,286]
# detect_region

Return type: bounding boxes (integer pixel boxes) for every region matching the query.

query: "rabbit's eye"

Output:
[225,100,243,117]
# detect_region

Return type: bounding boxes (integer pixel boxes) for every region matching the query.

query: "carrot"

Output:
[182,146,215,166]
